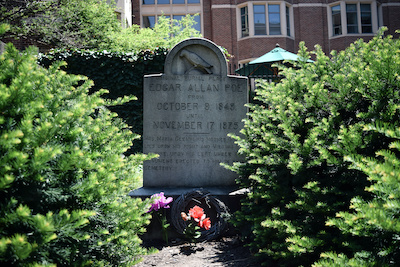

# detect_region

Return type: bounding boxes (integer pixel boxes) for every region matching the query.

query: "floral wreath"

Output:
[170,189,229,241]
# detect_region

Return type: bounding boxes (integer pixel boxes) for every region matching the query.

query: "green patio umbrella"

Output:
[235,44,312,78]
[249,44,310,64]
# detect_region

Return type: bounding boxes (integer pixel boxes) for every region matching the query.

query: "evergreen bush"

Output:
[315,124,400,266]
[228,29,400,266]
[0,43,153,266]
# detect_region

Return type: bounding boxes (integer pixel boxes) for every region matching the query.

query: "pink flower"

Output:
[147,192,173,212]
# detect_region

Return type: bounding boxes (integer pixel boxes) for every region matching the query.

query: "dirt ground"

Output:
[135,236,260,267]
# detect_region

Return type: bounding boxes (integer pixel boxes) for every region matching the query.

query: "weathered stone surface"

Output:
[142,38,248,188]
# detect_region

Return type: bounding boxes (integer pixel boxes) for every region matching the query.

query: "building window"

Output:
[144,0,198,4]
[173,14,185,21]
[193,14,201,32]
[361,4,372,33]
[346,4,358,33]
[286,6,290,36]
[143,16,156,28]
[241,6,249,37]
[330,2,376,37]
[377,3,381,28]
[254,5,266,35]
[173,14,200,31]
[331,5,342,35]
[143,14,201,32]
[141,0,202,32]
[268,4,281,35]
[239,3,291,38]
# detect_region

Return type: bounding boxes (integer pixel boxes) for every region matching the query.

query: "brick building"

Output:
[132,0,400,74]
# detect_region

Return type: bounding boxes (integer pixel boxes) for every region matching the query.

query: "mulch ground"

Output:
[134,236,261,267]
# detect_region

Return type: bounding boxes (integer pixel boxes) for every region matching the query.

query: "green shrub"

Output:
[38,48,168,154]
[315,122,400,266]
[105,15,202,52]
[1,0,121,50]
[228,29,400,266]
[0,43,153,266]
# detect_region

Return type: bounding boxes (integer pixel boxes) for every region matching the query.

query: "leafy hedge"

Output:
[315,121,400,266]
[38,48,168,154]
[228,29,400,266]
[0,43,153,266]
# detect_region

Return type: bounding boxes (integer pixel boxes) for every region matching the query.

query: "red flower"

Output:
[188,206,205,221]
[199,217,211,230]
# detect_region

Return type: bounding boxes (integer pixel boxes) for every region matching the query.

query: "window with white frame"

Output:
[346,4,358,33]
[329,2,378,37]
[268,4,281,35]
[141,0,202,32]
[143,0,199,4]
[239,2,292,38]
[360,4,372,33]
[331,5,342,35]
[254,5,266,35]
[241,6,249,37]
[286,6,290,36]
[140,0,203,32]
[142,14,201,32]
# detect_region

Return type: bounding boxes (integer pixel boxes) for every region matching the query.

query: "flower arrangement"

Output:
[147,192,173,244]
[181,205,211,242]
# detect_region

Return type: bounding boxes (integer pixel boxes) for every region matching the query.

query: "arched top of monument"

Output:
[164,38,228,76]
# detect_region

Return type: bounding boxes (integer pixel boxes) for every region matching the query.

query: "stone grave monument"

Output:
[130,38,248,240]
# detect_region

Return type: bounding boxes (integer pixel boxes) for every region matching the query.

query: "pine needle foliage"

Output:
[0,42,153,266]
[227,28,400,266]
[316,122,400,266]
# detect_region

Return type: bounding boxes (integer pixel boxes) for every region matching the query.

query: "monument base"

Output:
[129,186,246,198]
[129,186,247,241]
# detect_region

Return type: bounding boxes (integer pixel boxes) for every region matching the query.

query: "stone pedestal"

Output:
[129,38,248,240]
